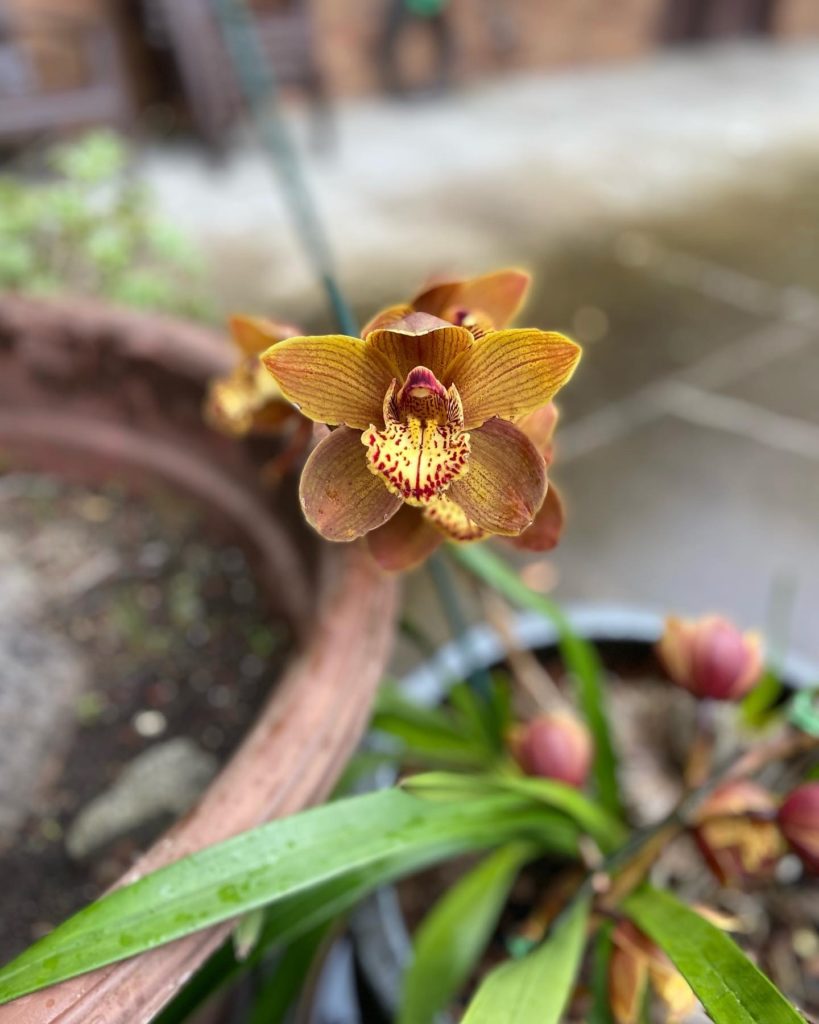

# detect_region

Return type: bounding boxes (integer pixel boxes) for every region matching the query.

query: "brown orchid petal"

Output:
[448,417,546,536]
[446,329,581,429]
[360,303,414,338]
[299,427,401,541]
[367,504,444,571]
[248,402,299,435]
[264,334,395,429]
[413,268,531,328]
[508,482,564,552]
[422,495,487,542]
[608,940,649,1024]
[517,402,559,461]
[366,312,473,381]
[230,314,300,356]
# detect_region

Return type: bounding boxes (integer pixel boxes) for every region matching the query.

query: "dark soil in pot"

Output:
[0,473,294,965]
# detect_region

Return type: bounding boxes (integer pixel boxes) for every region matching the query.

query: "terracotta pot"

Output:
[0,294,399,1024]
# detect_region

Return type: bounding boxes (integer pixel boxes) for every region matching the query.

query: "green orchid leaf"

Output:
[789,688,819,738]
[400,771,500,799]
[587,923,616,1024]
[399,843,535,1024]
[247,923,330,1024]
[373,686,493,767]
[460,895,590,1023]
[624,887,805,1024]
[404,771,624,851]
[740,669,784,729]
[481,774,628,852]
[0,789,569,1005]
[451,543,623,819]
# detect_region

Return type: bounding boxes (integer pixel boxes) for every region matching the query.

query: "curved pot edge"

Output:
[400,602,819,709]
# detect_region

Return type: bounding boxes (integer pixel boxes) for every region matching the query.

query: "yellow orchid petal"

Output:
[366,312,473,381]
[362,373,470,506]
[649,959,698,1022]
[445,329,581,429]
[507,482,564,552]
[229,314,300,357]
[299,427,401,541]
[360,303,415,338]
[367,504,444,571]
[422,495,487,542]
[447,417,546,536]
[264,334,395,429]
[413,268,531,328]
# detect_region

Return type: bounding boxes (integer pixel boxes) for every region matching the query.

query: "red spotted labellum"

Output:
[263,269,580,570]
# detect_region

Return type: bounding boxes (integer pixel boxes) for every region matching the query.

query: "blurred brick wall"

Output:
[778,0,819,34]
[312,0,818,97]
[312,0,660,96]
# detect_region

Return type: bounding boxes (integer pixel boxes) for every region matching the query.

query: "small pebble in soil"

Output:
[132,710,168,738]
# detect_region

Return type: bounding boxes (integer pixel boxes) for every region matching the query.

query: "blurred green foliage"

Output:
[0,131,213,320]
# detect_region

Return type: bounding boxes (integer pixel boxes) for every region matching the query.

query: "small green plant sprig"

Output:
[0,131,212,320]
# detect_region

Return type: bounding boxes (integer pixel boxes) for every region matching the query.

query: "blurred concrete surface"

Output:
[140,41,819,666]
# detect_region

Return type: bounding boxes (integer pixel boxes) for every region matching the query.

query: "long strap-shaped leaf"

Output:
[400,843,534,1024]
[0,789,576,1005]
[624,887,806,1024]
[460,895,590,1023]
[404,771,626,851]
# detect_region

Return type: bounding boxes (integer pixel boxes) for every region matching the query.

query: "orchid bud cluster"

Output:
[653,615,819,885]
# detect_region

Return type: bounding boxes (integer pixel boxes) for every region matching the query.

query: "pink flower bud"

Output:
[693,781,784,886]
[657,615,763,701]
[778,782,819,873]
[510,712,592,788]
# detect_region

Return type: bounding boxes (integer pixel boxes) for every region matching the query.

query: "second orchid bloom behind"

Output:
[263,270,581,571]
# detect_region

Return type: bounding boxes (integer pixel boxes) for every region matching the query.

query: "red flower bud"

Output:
[657,615,763,701]
[693,781,784,886]
[778,782,819,873]
[510,712,592,788]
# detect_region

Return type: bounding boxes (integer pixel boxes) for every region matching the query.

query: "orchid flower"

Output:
[206,315,303,437]
[263,270,580,570]
[370,269,569,558]
[206,315,313,483]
